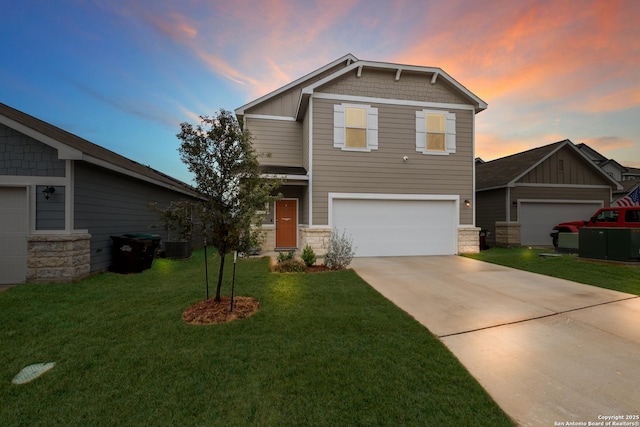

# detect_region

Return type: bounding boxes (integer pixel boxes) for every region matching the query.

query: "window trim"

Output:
[334,103,378,152]
[415,109,456,155]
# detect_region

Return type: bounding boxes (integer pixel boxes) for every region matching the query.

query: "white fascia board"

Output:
[312,92,476,111]
[514,183,615,189]
[235,53,358,117]
[260,173,308,181]
[517,198,604,205]
[244,114,296,121]
[0,115,82,160]
[301,60,487,112]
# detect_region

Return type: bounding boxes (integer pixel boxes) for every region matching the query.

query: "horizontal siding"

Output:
[36,185,65,230]
[510,186,610,222]
[519,146,613,186]
[247,118,303,167]
[318,69,467,105]
[312,98,474,225]
[74,163,200,272]
[245,63,348,117]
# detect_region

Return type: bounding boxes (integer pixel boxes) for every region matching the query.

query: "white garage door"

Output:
[332,197,457,257]
[519,201,602,246]
[0,187,29,284]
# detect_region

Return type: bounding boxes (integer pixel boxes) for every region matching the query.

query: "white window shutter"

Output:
[415,111,426,152]
[445,112,456,154]
[367,106,378,150]
[334,104,345,149]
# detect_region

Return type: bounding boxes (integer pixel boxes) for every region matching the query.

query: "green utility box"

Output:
[579,228,640,262]
[579,228,608,260]
[606,228,640,262]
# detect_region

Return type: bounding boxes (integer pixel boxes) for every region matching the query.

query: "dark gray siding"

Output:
[0,124,65,176]
[476,188,507,246]
[36,185,65,230]
[74,162,197,272]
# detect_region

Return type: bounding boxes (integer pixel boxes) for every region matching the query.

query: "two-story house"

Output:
[235,54,487,257]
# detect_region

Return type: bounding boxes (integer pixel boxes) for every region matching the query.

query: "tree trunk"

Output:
[215,252,226,302]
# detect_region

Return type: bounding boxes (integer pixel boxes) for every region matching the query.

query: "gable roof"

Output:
[476,139,622,191]
[235,53,487,121]
[0,102,197,196]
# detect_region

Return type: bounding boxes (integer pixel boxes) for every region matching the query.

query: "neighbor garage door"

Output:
[0,187,29,284]
[519,201,603,246]
[331,197,457,257]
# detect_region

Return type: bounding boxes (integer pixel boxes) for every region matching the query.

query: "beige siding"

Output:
[246,118,302,167]
[476,188,507,245]
[312,98,474,225]
[318,69,467,105]
[245,64,347,117]
[519,146,612,186]
[509,186,610,222]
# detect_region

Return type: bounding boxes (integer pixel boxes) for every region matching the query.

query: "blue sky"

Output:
[2,0,639,184]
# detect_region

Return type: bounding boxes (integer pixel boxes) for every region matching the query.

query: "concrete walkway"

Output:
[351,256,640,427]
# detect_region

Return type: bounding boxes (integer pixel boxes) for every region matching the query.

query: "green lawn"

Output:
[0,250,514,426]
[464,247,640,295]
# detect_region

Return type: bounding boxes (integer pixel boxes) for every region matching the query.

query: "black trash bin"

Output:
[110,234,161,273]
[124,233,161,270]
[479,229,489,250]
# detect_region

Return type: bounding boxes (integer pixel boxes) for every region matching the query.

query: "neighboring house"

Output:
[476,140,622,247]
[576,142,628,181]
[235,54,487,257]
[622,166,640,182]
[0,102,200,284]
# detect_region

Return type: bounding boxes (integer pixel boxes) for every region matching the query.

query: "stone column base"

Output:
[458,226,481,254]
[27,233,91,283]
[300,227,332,256]
[494,222,521,247]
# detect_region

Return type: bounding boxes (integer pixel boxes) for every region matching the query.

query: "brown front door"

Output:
[275,199,297,248]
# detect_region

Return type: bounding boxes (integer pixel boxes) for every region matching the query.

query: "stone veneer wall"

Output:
[494,222,521,247]
[457,227,480,254]
[299,228,331,256]
[27,234,91,283]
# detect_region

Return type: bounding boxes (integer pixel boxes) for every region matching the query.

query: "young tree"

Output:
[177,110,280,301]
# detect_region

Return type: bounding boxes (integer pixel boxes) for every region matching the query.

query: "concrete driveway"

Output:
[351,256,640,427]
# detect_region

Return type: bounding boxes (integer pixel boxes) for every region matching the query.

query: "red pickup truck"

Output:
[550,206,640,247]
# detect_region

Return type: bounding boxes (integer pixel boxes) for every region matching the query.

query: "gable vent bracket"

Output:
[431,72,439,84]
[356,65,363,78]
[395,68,402,81]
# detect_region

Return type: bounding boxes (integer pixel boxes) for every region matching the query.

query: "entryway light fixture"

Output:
[464,199,471,207]
[42,186,56,200]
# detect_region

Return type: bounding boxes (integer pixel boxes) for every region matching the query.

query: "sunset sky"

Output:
[1,0,639,184]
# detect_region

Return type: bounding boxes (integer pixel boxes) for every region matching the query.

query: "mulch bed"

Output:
[182,296,260,325]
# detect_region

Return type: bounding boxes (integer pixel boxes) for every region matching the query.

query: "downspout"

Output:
[308,97,313,226]
[506,186,511,222]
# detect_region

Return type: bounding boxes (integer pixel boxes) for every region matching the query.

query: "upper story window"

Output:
[415,109,456,155]
[334,103,378,152]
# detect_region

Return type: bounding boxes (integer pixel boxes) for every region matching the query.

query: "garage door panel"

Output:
[332,198,457,257]
[0,188,28,284]
[520,202,602,246]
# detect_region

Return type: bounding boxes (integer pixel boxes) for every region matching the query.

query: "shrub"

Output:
[301,245,316,267]
[324,228,356,270]
[275,259,308,273]
[277,250,295,263]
